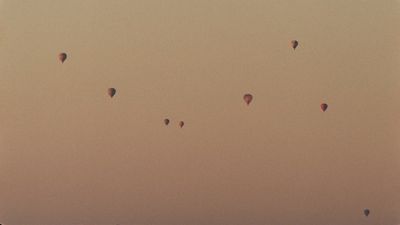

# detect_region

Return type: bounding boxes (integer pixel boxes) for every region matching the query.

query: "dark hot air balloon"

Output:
[179,121,184,128]
[291,40,299,50]
[320,103,328,112]
[364,209,370,217]
[164,118,170,126]
[108,88,116,98]
[243,94,253,105]
[58,52,67,63]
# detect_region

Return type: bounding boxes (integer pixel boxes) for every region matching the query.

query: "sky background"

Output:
[1,1,400,225]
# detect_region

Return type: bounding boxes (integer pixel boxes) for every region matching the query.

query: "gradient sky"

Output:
[1,1,400,225]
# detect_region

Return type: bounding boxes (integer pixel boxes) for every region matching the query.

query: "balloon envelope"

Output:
[58,52,67,63]
[164,119,170,126]
[364,209,370,217]
[108,88,116,98]
[320,103,328,112]
[243,94,253,105]
[291,40,298,50]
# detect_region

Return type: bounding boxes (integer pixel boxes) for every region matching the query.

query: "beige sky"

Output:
[1,1,400,225]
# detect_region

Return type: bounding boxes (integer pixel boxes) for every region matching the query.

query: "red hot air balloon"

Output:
[243,94,253,105]
[320,103,328,112]
[108,88,116,98]
[179,121,184,128]
[164,118,170,126]
[58,52,67,63]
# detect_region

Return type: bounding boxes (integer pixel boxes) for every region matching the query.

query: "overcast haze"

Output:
[1,1,400,225]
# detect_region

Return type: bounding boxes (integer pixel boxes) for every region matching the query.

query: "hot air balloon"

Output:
[58,52,67,63]
[291,40,299,50]
[364,209,370,217]
[179,121,184,128]
[320,103,328,112]
[243,94,253,105]
[108,88,116,98]
[164,118,170,126]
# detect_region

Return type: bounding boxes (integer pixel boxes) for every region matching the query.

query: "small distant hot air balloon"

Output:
[58,52,67,63]
[108,88,116,98]
[291,40,299,50]
[164,118,170,126]
[320,103,328,112]
[243,94,253,105]
[364,209,370,217]
[179,121,184,128]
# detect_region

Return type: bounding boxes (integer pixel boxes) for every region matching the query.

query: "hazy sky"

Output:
[1,1,400,225]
